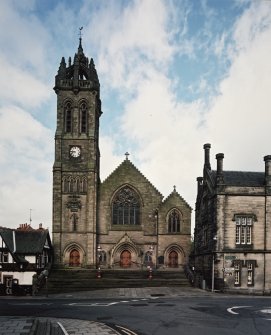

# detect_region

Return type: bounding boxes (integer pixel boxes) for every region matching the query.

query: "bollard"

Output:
[148,267,153,280]
[97,267,101,279]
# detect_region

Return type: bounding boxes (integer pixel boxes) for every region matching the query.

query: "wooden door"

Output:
[69,249,80,267]
[120,250,131,268]
[168,251,178,268]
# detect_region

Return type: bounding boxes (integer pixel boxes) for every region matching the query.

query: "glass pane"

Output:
[236,226,240,244]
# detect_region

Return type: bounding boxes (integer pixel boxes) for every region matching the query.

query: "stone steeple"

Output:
[54,36,99,94]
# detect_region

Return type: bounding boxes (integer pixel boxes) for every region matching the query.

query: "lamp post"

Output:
[97,245,102,279]
[148,245,154,279]
[211,236,217,292]
[154,209,158,268]
[211,253,215,292]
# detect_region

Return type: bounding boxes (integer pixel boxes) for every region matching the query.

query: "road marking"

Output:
[115,324,139,335]
[260,309,271,314]
[68,302,118,307]
[9,303,52,306]
[66,297,159,308]
[57,322,69,335]
[227,306,251,315]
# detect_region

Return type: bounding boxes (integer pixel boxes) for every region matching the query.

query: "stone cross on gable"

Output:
[125,152,130,160]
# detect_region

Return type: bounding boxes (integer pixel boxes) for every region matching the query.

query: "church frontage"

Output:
[52,38,192,271]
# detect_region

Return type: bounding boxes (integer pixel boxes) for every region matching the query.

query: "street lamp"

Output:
[97,245,102,279]
[211,236,217,292]
[148,245,154,279]
[211,253,215,292]
[148,208,159,268]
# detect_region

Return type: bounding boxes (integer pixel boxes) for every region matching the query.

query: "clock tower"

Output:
[52,36,101,267]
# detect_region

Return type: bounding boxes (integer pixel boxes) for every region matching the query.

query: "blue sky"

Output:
[1,0,271,230]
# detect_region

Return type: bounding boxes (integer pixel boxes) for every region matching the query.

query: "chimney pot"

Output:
[203,143,211,170]
[264,155,271,186]
[216,153,224,184]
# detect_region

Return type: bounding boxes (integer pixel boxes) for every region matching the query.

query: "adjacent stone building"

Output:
[52,38,192,270]
[193,144,271,294]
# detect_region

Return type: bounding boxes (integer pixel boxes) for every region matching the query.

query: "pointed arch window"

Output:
[80,102,88,133]
[168,209,181,233]
[112,187,140,225]
[64,102,72,133]
[63,177,69,193]
[82,178,87,193]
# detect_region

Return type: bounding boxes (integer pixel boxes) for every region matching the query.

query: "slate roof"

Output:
[0,227,51,263]
[162,188,192,210]
[211,170,265,187]
[102,158,163,197]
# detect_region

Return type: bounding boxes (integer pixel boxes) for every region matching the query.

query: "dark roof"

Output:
[211,170,265,187]
[0,227,51,255]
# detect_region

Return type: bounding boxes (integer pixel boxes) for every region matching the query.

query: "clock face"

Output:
[70,146,81,158]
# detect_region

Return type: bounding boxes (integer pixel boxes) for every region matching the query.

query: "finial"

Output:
[125,152,130,160]
[78,27,83,50]
[173,185,176,192]
[79,26,83,38]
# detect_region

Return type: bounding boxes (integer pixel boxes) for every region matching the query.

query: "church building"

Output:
[52,38,192,270]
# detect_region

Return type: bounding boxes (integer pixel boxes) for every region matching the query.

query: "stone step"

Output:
[40,268,191,294]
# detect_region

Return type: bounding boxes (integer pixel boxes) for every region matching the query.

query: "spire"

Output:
[54,27,100,94]
[78,27,84,55]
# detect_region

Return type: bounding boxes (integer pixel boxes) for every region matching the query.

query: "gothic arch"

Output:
[164,244,185,268]
[110,184,144,207]
[63,243,86,267]
[78,99,88,133]
[63,99,74,133]
[166,208,183,233]
[111,184,143,226]
[110,234,141,268]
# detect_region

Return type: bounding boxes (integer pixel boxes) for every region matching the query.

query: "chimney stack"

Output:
[264,155,271,187]
[216,153,224,184]
[203,143,211,170]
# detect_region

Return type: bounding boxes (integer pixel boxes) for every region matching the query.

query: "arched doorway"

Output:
[168,250,178,268]
[120,250,131,268]
[69,249,80,266]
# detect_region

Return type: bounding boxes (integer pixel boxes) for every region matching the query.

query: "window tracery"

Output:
[112,187,140,225]
[168,209,181,233]
[62,175,87,193]
[80,102,88,133]
[64,101,72,133]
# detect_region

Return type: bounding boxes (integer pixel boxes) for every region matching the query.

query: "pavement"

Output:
[0,286,213,335]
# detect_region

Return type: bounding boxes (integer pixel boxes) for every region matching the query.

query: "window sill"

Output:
[235,244,253,250]
[110,225,142,231]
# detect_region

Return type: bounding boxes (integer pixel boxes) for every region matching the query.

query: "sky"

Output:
[1,0,271,232]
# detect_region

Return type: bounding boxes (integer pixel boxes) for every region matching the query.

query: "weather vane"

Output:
[79,26,83,38]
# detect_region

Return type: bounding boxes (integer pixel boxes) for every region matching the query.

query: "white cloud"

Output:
[208,1,271,171]
[0,56,50,108]
[90,0,180,90]
[0,1,51,77]
[0,106,53,228]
